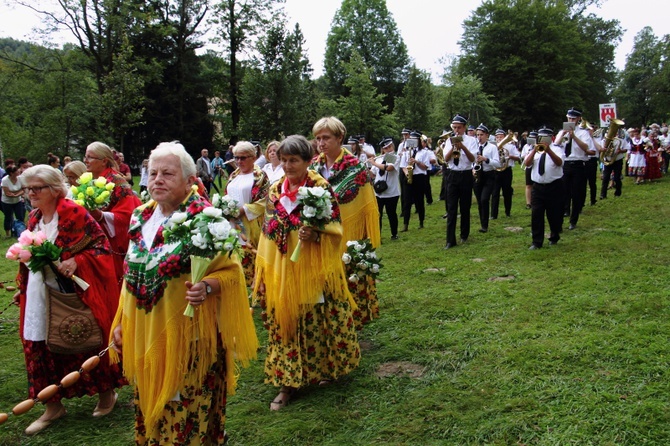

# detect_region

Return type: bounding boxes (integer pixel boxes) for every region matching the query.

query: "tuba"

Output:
[600,118,625,166]
[495,131,516,172]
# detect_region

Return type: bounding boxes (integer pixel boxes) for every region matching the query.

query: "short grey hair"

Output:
[20,165,68,199]
[150,141,196,179]
[278,135,314,161]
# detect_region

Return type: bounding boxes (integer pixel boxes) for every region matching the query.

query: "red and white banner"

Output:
[599,103,617,128]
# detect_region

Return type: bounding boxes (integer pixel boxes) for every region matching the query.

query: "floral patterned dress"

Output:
[253,171,360,388]
[110,193,258,445]
[225,165,269,286]
[310,149,381,329]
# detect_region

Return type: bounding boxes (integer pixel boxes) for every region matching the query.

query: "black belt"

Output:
[565,160,586,165]
[450,170,471,174]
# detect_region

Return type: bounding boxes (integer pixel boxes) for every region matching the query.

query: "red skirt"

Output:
[22,339,126,402]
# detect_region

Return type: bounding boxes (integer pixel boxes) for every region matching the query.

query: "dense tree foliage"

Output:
[324,0,409,111]
[458,0,621,131]
[394,66,434,135]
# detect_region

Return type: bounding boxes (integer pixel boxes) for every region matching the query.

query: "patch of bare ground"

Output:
[487,275,515,282]
[375,361,425,379]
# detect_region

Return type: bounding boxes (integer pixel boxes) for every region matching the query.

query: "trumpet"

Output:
[535,143,548,153]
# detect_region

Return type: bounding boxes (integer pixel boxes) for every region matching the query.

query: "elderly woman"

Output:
[84,142,141,281]
[110,141,257,444]
[1,165,26,237]
[224,141,270,285]
[63,161,87,187]
[253,135,359,410]
[311,117,381,329]
[261,140,284,184]
[13,165,124,435]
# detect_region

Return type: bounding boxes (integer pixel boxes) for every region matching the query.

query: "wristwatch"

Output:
[202,281,212,295]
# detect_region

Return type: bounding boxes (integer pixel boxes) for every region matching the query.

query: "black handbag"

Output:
[373,167,389,193]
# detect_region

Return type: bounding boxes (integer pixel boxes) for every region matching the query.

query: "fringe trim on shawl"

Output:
[339,184,381,249]
[253,228,354,343]
[109,255,257,431]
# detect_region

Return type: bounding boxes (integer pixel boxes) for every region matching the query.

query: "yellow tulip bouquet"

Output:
[70,172,115,210]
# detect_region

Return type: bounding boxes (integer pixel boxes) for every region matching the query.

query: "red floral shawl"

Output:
[17,198,120,341]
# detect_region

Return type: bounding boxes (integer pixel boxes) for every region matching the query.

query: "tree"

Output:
[394,65,434,134]
[326,51,397,143]
[324,0,409,111]
[210,0,285,142]
[614,27,664,127]
[239,23,315,140]
[458,0,620,131]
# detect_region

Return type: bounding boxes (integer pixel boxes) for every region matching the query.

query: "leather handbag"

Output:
[373,168,389,193]
[45,266,103,354]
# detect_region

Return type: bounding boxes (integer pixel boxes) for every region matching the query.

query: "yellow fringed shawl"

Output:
[253,171,355,342]
[109,204,258,434]
[339,183,381,249]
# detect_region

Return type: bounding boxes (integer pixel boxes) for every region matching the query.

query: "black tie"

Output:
[539,153,547,175]
[453,147,459,166]
[479,145,484,155]
[565,137,572,158]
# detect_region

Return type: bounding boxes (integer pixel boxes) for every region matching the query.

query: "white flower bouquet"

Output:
[342,238,383,283]
[210,193,241,219]
[290,186,333,262]
[163,206,241,317]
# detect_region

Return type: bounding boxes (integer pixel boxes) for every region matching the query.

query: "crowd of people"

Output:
[3,110,668,443]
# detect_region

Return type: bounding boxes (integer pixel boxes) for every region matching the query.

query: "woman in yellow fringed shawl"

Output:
[110,142,258,445]
[225,141,270,287]
[253,135,360,411]
[311,117,381,330]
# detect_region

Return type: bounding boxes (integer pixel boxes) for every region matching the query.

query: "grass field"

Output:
[1,170,669,445]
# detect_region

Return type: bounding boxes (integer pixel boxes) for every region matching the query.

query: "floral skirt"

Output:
[22,339,125,402]
[260,293,360,388]
[347,274,379,330]
[134,347,228,445]
[240,245,256,288]
[628,166,646,177]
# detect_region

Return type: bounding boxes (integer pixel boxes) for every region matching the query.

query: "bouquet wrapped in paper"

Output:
[342,238,383,284]
[6,229,89,290]
[163,207,241,317]
[290,186,333,262]
[70,172,115,210]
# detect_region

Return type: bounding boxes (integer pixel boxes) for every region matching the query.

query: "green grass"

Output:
[1,171,669,445]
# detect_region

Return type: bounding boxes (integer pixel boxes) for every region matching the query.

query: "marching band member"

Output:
[369,137,401,240]
[401,131,432,232]
[596,126,629,199]
[397,128,412,218]
[520,131,538,209]
[442,114,477,249]
[555,107,594,230]
[471,124,500,233]
[585,123,600,205]
[525,127,565,249]
[491,129,521,218]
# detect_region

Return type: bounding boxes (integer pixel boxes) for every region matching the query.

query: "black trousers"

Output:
[440,166,449,211]
[562,161,587,226]
[377,195,399,237]
[445,170,473,245]
[600,159,623,198]
[492,168,513,218]
[531,179,564,247]
[399,169,409,216]
[403,174,427,226]
[473,170,495,229]
[586,157,598,205]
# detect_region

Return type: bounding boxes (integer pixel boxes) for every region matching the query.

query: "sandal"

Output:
[270,386,296,411]
[318,379,332,387]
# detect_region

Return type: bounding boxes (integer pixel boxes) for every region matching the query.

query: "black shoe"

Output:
[529,244,541,250]
[569,224,576,230]
[525,204,531,209]
[549,241,558,245]
[591,201,597,206]
[599,196,606,200]
[418,224,424,229]
[563,212,570,217]
[478,228,488,233]
[391,235,399,240]
[444,243,455,249]
[460,238,467,244]
[505,213,511,217]
[442,213,448,219]
[490,216,497,220]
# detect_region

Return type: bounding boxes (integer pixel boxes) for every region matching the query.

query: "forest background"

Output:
[0,0,669,168]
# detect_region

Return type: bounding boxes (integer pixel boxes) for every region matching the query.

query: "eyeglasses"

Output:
[25,185,50,194]
[234,156,251,161]
[84,155,102,161]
